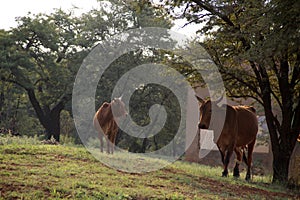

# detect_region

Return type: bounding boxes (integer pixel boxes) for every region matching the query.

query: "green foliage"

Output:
[95,47,197,154]
[0,9,92,140]
[0,0,173,141]
[60,110,79,145]
[0,134,41,145]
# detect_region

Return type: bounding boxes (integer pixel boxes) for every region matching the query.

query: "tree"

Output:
[97,48,186,154]
[90,1,176,153]
[166,0,300,184]
[0,0,174,142]
[0,10,97,141]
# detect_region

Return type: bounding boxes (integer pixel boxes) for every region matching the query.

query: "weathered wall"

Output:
[289,141,300,186]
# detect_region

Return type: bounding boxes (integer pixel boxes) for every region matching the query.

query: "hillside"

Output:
[0,138,298,199]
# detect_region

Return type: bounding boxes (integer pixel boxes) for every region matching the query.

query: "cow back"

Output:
[234,106,258,147]
[94,102,114,133]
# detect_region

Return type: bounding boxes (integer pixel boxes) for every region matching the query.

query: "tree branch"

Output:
[226,92,264,106]
[290,51,300,88]
[192,0,234,27]
[52,92,72,113]
[1,76,29,90]
[27,89,47,127]
[292,95,300,134]
[221,69,261,98]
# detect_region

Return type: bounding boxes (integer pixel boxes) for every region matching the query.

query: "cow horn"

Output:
[119,94,123,100]
[195,95,204,103]
[214,94,223,104]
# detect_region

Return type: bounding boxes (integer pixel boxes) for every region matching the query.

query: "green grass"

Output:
[0,136,299,199]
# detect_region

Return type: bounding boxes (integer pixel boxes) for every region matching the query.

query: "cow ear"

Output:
[195,95,204,104]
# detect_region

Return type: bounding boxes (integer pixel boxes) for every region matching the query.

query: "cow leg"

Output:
[233,147,242,178]
[110,132,117,154]
[104,133,111,154]
[222,146,233,177]
[108,132,115,154]
[217,145,228,176]
[98,132,104,153]
[217,145,225,165]
[245,140,255,181]
[112,129,119,154]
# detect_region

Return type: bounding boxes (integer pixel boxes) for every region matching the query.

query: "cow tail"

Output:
[242,150,248,167]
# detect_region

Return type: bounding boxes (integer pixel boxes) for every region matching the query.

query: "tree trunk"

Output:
[153,135,159,150]
[51,109,61,142]
[27,89,63,142]
[272,150,291,183]
[141,138,148,153]
[44,110,61,142]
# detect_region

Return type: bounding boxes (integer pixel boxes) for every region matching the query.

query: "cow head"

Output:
[111,96,128,118]
[195,95,223,130]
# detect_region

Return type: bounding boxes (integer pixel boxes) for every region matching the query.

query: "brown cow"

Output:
[196,95,258,181]
[93,97,127,154]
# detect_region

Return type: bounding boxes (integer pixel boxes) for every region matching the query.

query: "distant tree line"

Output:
[0,0,199,156]
[0,0,172,142]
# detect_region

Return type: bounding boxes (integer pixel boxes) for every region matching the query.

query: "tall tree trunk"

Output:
[153,135,159,150]
[264,104,293,183]
[27,88,64,142]
[272,150,291,183]
[44,110,61,141]
[141,138,148,153]
[50,108,61,141]
[265,100,298,183]
[0,91,4,119]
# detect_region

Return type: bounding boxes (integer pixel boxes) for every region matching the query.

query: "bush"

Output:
[0,134,41,145]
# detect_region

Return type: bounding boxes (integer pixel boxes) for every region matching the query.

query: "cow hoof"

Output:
[222,174,228,177]
[222,171,228,177]
[245,174,251,181]
[233,169,240,177]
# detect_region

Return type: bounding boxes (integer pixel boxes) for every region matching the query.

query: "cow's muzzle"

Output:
[198,123,208,129]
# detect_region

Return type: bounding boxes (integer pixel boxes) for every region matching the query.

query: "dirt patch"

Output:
[163,167,299,199]
[199,177,298,199]
[0,183,51,198]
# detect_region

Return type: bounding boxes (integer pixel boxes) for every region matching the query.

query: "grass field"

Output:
[0,136,299,199]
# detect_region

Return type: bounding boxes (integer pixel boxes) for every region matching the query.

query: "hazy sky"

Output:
[0,0,199,37]
[0,0,100,29]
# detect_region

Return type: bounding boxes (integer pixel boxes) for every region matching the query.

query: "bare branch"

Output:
[270,88,283,111]
[0,76,28,90]
[226,92,264,106]
[181,2,190,18]
[221,70,261,98]
[192,0,234,27]
[291,51,300,88]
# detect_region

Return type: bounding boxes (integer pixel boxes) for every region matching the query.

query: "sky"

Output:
[0,0,199,38]
[0,0,100,29]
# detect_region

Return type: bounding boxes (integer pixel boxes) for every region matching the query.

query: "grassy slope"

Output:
[0,142,298,199]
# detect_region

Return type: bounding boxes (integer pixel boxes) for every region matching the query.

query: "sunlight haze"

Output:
[0,0,199,37]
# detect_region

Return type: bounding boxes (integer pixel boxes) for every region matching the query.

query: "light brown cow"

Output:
[93,97,127,154]
[196,95,258,181]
